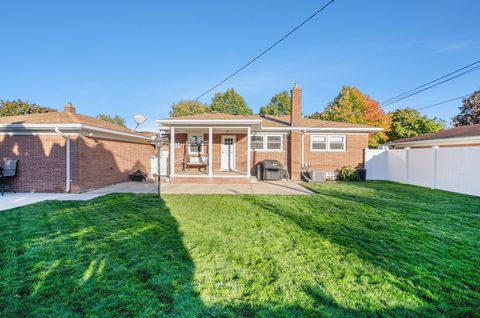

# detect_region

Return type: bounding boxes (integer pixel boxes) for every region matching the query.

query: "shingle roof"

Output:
[0,111,147,136]
[391,124,480,144]
[163,113,378,129]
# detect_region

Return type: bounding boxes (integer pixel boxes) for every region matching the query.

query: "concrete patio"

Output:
[0,180,313,211]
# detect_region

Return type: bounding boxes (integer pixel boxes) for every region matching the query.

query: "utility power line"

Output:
[193,0,337,101]
[415,92,473,111]
[380,59,480,108]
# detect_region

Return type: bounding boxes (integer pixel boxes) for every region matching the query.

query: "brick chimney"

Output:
[64,102,76,113]
[290,83,302,126]
[288,83,303,180]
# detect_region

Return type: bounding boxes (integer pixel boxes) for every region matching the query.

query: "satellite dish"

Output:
[133,114,148,131]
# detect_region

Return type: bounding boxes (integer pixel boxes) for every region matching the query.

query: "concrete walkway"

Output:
[0,181,313,211]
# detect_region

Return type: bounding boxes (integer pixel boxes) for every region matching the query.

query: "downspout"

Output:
[301,130,305,168]
[55,127,71,192]
[300,129,312,182]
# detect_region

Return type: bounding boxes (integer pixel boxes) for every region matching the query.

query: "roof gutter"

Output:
[387,135,480,147]
[0,123,152,142]
[156,119,263,126]
[259,127,383,132]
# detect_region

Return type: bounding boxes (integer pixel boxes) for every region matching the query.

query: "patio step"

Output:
[169,176,253,184]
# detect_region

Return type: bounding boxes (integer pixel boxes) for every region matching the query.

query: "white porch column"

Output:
[246,127,251,177]
[208,127,213,176]
[169,127,175,177]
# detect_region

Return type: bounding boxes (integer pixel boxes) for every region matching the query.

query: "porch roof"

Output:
[157,114,262,129]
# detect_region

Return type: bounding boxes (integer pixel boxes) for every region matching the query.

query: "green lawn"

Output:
[0,181,479,317]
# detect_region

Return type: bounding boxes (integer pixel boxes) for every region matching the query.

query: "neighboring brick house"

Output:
[388,123,480,149]
[157,84,382,184]
[0,103,155,192]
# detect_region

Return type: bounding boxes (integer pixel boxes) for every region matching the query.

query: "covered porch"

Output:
[157,118,262,184]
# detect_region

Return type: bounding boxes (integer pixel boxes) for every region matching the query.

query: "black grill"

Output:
[256,160,284,181]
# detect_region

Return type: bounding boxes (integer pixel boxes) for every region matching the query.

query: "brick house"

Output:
[0,103,155,192]
[157,84,382,184]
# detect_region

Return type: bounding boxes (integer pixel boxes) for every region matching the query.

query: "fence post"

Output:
[385,148,390,181]
[405,147,410,184]
[432,146,439,189]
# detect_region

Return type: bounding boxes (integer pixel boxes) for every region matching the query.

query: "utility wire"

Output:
[380,59,480,108]
[382,64,480,108]
[193,0,337,101]
[415,93,473,111]
[382,65,480,108]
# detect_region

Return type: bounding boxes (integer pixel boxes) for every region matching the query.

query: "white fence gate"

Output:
[150,150,168,177]
[365,147,480,197]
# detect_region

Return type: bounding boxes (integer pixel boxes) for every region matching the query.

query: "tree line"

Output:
[2,87,479,147]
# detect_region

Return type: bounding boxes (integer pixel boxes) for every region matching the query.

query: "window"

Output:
[188,135,203,154]
[266,136,282,150]
[251,136,264,150]
[311,135,346,151]
[329,135,345,151]
[251,135,283,151]
[311,135,327,150]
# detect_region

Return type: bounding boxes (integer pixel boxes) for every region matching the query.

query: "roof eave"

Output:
[0,123,153,142]
[387,135,480,147]
[156,119,263,126]
[260,127,383,132]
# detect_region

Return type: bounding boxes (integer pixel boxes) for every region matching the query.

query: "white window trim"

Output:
[310,135,328,152]
[251,135,265,151]
[310,134,346,152]
[188,133,204,154]
[251,134,283,152]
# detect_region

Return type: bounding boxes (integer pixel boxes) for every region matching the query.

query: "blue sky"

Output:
[1,0,479,131]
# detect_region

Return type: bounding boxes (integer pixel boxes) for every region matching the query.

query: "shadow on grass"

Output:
[2,193,388,318]
[0,190,463,317]
[247,181,480,316]
[0,194,204,317]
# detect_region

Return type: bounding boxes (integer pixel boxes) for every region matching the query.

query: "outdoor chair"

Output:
[186,156,208,171]
[0,159,19,196]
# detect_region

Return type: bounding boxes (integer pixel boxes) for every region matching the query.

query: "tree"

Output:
[313,86,391,147]
[169,99,210,117]
[97,114,127,127]
[259,91,290,115]
[0,99,56,117]
[210,88,252,115]
[387,108,445,141]
[452,90,480,126]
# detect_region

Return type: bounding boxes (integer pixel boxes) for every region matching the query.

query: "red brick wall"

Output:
[303,133,368,172]
[0,134,76,192]
[0,134,155,192]
[172,133,188,173]
[77,136,155,191]
[250,149,287,176]
[288,131,303,180]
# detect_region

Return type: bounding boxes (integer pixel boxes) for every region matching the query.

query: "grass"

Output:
[0,181,479,317]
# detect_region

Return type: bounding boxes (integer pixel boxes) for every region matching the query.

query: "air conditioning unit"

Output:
[311,171,326,183]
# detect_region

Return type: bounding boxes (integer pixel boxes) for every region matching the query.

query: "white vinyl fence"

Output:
[365,146,480,197]
[150,150,169,177]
